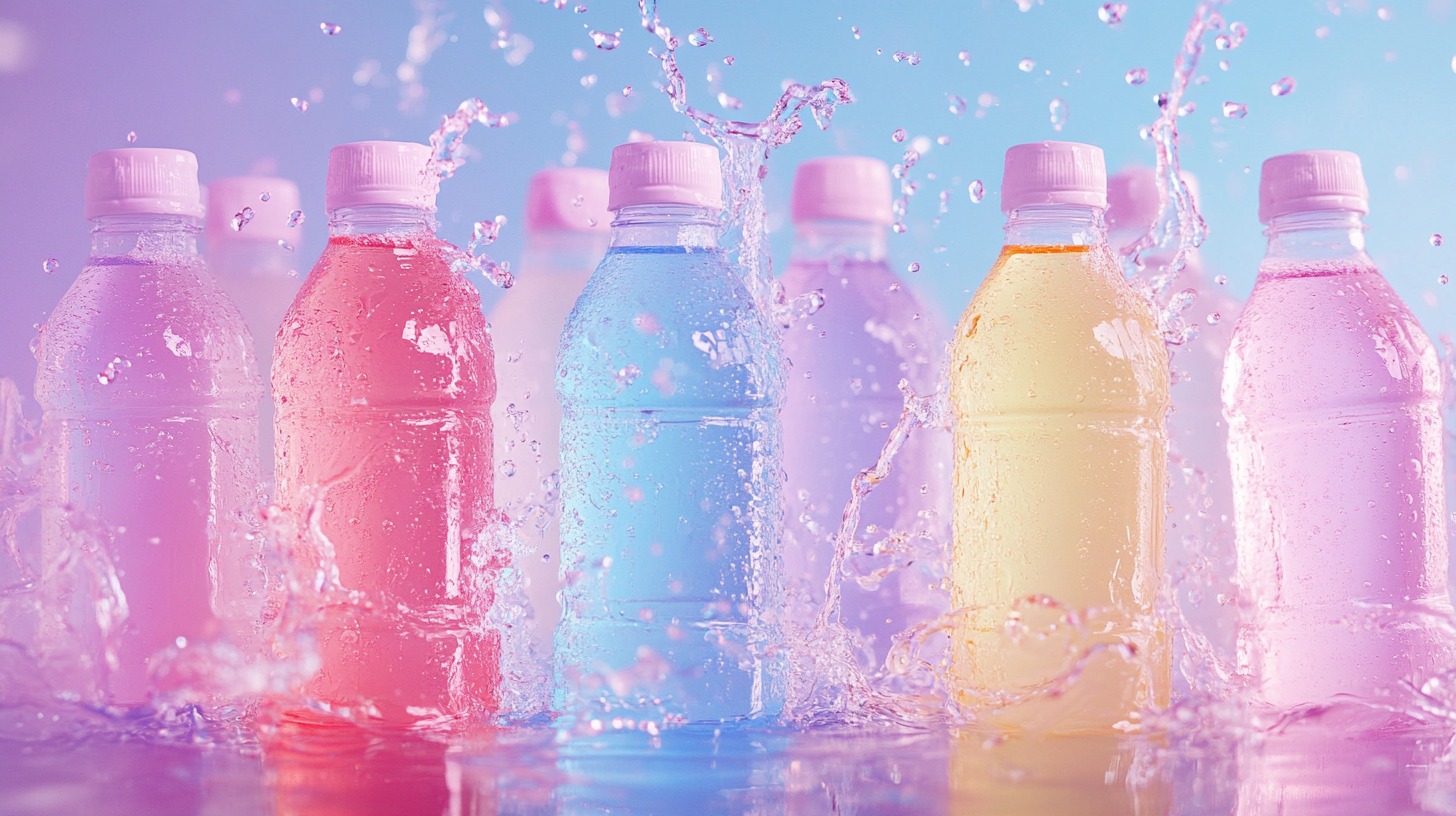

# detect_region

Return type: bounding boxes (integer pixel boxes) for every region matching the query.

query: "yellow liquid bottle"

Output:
[949,142,1170,733]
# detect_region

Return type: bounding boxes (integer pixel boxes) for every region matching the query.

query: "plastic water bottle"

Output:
[555,141,787,723]
[204,176,303,477]
[949,141,1171,732]
[1225,150,1453,708]
[273,141,498,721]
[1107,166,1240,665]
[487,167,610,650]
[35,148,261,704]
[779,156,949,665]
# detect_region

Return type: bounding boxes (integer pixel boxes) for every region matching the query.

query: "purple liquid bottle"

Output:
[1225,150,1453,708]
[35,149,261,704]
[779,157,948,663]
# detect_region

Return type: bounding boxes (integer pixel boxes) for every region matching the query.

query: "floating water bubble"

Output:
[1098,3,1127,26]
[936,134,951,145]
[1125,67,1148,86]
[851,25,861,40]
[1222,101,1247,118]
[688,27,713,47]
[258,191,271,202]
[891,128,907,143]
[947,94,967,116]
[580,74,597,88]
[1018,58,1035,72]
[1441,274,1450,285]
[290,97,309,112]
[229,207,255,232]
[891,51,921,65]
[125,130,137,143]
[958,49,971,66]
[723,55,734,65]
[1271,76,1296,96]
[1154,91,1170,109]
[277,239,294,252]
[1214,274,1228,286]
[590,30,621,50]
[1049,97,1067,131]
[41,258,58,274]
[1432,233,1445,247]
[907,262,921,274]
[968,179,985,203]
[1206,312,1222,325]
[575,4,587,12]
[286,209,305,228]
[320,21,342,36]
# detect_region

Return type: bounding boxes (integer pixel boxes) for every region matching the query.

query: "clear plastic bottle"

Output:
[779,156,949,666]
[1224,149,1453,708]
[949,141,1170,732]
[487,168,610,650]
[555,141,786,723]
[35,148,261,704]
[205,176,303,478]
[273,141,498,721]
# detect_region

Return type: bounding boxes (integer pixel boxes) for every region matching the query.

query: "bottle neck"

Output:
[609,204,720,249]
[1262,209,1370,264]
[789,220,888,263]
[90,214,200,258]
[328,204,437,237]
[1003,204,1107,247]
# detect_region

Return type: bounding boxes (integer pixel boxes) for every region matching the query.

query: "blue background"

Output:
[1,0,1452,387]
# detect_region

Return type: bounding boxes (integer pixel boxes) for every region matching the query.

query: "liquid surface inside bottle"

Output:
[273,204,498,721]
[555,203,786,723]
[36,213,262,705]
[950,204,1170,733]
[1224,208,1452,708]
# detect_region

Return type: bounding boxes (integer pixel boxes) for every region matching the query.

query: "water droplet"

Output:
[502,460,517,477]
[958,50,972,66]
[947,94,967,116]
[286,209,306,228]
[891,128,907,143]
[277,239,295,252]
[41,257,59,274]
[575,3,588,12]
[936,135,952,145]
[1049,97,1068,131]
[1270,76,1296,96]
[891,50,921,66]
[1214,275,1228,286]
[290,97,309,112]
[907,261,921,274]
[1018,58,1035,72]
[1432,233,1445,247]
[1206,312,1222,325]
[259,191,271,202]
[320,21,342,36]
[688,27,713,47]
[1222,101,1248,119]
[125,130,137,144]
[1125,67,1148,86]
[1377,6,1393,21]
[1440,274,1451,285]
[723,56,735,65]
[580,74,598,88]
[1098,3,1127,26]
[590,29,621,50]
[851,26,861,40]
[968,179,985,203]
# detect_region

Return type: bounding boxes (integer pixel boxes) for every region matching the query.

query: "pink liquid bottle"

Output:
[35,148,261,705]
[779,156,948,664]
[486,168,609,649]
[1225,150,1454,709]
[205,176,303,480]
[1107,167,1240,666]
[273,141,498,721]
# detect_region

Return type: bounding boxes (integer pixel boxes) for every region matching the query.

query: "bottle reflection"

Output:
[949,731,1171,815]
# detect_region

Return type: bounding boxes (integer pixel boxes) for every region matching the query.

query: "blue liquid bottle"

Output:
[555,141,787,723]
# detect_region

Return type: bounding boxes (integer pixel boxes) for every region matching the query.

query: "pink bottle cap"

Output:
[84,148,204,221]
[1258,150,1368,223]
[1000,140,1107,214]
[790,156,893,225]
[205,176,302,243]
[1106,165,1201,236]
[326,141,437,212]
[525,168,611,233]
[607,141,722,211]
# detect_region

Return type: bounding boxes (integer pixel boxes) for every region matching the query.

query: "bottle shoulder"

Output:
[950,245,1170,415]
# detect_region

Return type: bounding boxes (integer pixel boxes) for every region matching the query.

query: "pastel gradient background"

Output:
[1,1,1451,388]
